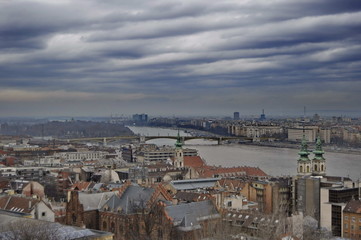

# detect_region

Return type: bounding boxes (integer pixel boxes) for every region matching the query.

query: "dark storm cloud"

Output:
[0,0,361,116]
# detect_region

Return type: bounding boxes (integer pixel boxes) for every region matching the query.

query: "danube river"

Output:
[128,126,361,181]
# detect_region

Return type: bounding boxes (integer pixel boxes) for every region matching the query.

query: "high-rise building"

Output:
[233,112,240,120]
[260,109,266,121]
[132,113,148,123]
[233,112,239,120]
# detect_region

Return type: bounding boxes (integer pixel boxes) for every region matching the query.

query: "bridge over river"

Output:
[63,135,257,145]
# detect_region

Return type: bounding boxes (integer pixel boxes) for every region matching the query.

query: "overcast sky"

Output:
[1,0,361,117]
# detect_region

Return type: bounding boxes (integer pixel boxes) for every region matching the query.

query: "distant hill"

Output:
[0,120,133,138]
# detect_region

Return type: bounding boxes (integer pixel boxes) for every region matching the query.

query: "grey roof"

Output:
[102,184,155,214]
[170,178,219,191]
[79,191,117,211]
[0,213,112,240]
[165,200,220,232]
[91,183,104,191]
[106,182,123,190]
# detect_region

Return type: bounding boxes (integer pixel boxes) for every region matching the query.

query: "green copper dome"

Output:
[298,135,310,162]
[313,136,325,160]
[175,130,183,148]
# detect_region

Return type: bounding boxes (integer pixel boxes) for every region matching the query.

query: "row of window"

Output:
[344,216,361,222]
[344,233,361,238]
[344,223,361,230]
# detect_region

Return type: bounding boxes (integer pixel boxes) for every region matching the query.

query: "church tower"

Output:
[174,130,184,168]
[312,136,326,176]
[297,135,312,176]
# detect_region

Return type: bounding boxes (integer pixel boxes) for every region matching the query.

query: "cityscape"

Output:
[1,0,361,240]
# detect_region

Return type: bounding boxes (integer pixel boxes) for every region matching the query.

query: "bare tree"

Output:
[302,216,332,240]
[0,219,67,240]
[125,200,170,240]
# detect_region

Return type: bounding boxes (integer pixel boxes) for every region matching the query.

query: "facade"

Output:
[56,151,107,161]
[295,176,321,222]
[321,183,360,237]
[99,184,173,240]
[66,190,118,230]
[240,178,292,215]
[228,125,283,138]
[0,195,55,222]
[288,127,331,143]
[343,199,361,239]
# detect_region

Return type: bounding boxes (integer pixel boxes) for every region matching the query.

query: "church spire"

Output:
[175,129,183,148]
[174,129,184,168]
[313,136,325,160]
[297,134,312,176]
[312,134,326,176]
[298,135,310,162]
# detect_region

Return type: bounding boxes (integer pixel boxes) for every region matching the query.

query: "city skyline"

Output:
[1,0,361,117]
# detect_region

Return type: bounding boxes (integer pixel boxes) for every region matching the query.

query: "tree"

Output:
[125,200,171,240]
[0,219,66,240]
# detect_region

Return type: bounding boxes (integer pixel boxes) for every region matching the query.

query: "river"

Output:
[127,126,361,181]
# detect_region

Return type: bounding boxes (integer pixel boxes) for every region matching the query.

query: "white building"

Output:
[55,151,107,161]
[288,127,331,143]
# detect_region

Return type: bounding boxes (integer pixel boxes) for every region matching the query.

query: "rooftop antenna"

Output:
[302,106,306,135]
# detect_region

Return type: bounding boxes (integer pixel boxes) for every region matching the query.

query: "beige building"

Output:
[228,125,283,138]
[288,127,330,143]
[343,200,361,239]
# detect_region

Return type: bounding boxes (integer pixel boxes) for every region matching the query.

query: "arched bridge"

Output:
[63,135,251,145]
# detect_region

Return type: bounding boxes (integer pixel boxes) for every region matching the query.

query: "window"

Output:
[110,222,115,232]
[41,212,46,217]
[345,216,348,220]
[228,201,232,207]
[345,223,348,229]
[351,225,354,230]
[352,217,356,222]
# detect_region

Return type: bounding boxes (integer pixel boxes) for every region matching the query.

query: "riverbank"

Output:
[239,141,361,155]
[129,126,361,180]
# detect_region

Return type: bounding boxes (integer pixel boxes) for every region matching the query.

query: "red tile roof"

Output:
[70,181,92,191]
[183,156,206,168]
[344,199,361,213]
[0,195,39,213]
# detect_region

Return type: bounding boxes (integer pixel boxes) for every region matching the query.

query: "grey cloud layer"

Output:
[0,0,360,116]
